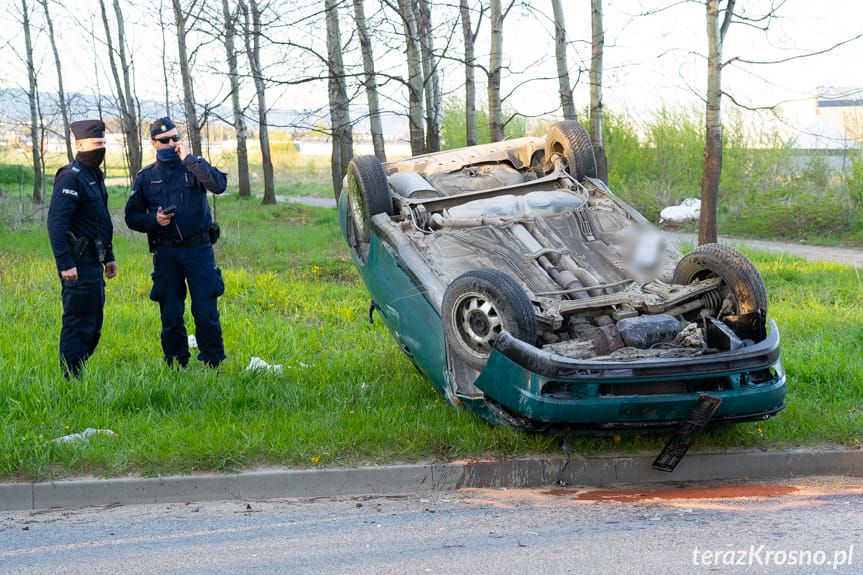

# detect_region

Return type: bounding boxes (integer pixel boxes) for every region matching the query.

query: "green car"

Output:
[338,121,786,432]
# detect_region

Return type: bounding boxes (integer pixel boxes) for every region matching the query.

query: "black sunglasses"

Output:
[153,135,180,144]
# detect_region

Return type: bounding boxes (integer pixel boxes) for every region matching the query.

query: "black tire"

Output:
[442,269,537,370]
[344,155,393,263]
[672,243,768,317]
[545,120,597,181]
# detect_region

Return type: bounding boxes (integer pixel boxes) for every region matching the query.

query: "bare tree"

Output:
[590,0,608,182]
[459,0,482,147]
[394,0,426,155]
[21,0,43,204]
[353,0,386,162]
[698,0,732,245]
[172,0,203,157]
[488,0,513,142]
[39,0,71,162]
[99,0,141,176]
[240,0,275,205]
[550,0,576,120]
[221,0,251,197]
[417,0,441,152]
[325,0,353,200]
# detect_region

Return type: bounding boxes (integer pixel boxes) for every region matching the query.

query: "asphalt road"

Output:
[2,476,860,575]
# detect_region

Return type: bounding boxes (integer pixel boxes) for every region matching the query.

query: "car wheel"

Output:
[672,243,768,318]
[442,269,537,370]
[545,120,597,181]
[345,155,393,263]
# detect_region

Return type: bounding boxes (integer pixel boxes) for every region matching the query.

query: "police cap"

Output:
[71,119,105,140]
[150,117,177,137]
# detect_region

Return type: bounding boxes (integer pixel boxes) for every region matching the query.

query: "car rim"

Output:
[456,295,502,352]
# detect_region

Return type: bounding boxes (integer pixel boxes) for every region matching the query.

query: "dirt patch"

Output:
[549,483,798,502]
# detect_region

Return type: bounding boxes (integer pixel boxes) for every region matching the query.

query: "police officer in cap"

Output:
[125,117,227,368]
[47,119,118,379]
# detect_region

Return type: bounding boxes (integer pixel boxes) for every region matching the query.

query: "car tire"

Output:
[545,121,597,181]
[345,155,393,263]
[442,269,537,370]
[672,243,768,317]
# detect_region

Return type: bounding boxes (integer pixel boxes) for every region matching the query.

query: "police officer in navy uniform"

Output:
[47,119,118,379]
[125,117,227,368]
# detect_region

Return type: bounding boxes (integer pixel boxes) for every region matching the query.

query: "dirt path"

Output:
[666,231,863,268]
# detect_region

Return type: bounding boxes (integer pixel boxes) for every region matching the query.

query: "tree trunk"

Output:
[22,0,42,204]
[326,0,354,200]
[488,0,504,142]
[241,0,275,205]
[699,0,734,245]
[551,0,576,121]
[40,0,72,162]
[353,0,386,162]
[99,0,140,177]
[397,0,426,156]
[172,0,202,157]
[590,0,608,182]
[160,0,170,114]
[459,0,479,147]
[222,0,250,198]
[417,0,441,152]
[112,0,141,175]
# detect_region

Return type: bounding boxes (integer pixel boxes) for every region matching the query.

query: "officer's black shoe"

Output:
[166,356,189,369]
[205,360,221,370]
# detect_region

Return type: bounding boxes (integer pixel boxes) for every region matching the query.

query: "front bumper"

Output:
[469,320,787,430]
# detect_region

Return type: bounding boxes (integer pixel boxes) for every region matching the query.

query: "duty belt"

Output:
[153,230,210,249]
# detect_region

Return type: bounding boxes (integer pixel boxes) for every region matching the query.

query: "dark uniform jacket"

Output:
[125,154,226,240]
[46,160,115,273]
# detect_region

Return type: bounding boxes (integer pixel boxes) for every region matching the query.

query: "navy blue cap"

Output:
[71,119,105,140]
[150,117,177,137]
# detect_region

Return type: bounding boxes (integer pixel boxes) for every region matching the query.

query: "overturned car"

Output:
[338,121,786,432]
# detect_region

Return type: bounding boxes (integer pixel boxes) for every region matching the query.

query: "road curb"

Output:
[1,449,860,512]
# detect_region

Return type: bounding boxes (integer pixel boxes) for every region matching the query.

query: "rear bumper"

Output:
[470,321,786,429]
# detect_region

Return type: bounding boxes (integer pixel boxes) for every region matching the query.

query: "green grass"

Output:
[2,181,862,482]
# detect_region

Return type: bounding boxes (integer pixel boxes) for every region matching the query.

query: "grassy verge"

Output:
[1,193,861,482]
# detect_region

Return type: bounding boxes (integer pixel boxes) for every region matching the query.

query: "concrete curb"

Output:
[1,449,861,512]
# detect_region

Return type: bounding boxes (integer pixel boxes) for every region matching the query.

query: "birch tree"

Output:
[395,0,426,155]
[353,0,386,161]
[590,0,608,182]
[172,0,203,157]
[550,0,576,121]
[325,0,353,200]
[99,0,141,176]
[240,0,275,205]
[698,0,736,245]
[417,0,441,152]
[458,0,482,147]
[21,0,43,204]
[221,0,250,197]
[488,0,513,142]
[38,0,71,162]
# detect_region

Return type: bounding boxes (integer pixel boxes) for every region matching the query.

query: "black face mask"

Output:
[76,148,106,167]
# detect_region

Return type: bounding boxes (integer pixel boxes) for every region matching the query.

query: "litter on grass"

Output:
[49,428,116,444]
[188,334,198,348]
[659,198,701,224]
[246,357,283,373]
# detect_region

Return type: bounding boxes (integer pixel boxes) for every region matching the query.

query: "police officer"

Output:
[47,119,118,379]
[125,117,227,368]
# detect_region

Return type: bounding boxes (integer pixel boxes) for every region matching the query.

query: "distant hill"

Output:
[0,88,408,138]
